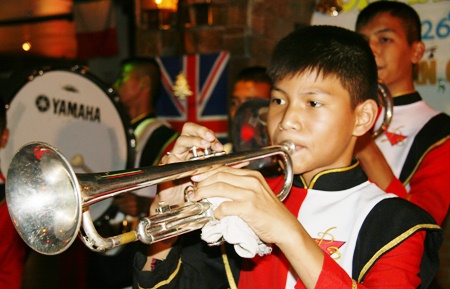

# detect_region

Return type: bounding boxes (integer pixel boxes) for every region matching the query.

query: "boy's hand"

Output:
[152,122,224,213]
[145,122,225,263]
[189,166,301,246]
[159,122,223,165]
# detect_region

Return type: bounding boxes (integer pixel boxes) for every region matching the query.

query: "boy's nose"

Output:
[280,108,300,131]
[368,40,379,57]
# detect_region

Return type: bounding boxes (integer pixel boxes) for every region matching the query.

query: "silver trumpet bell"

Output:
[6,141,294,255]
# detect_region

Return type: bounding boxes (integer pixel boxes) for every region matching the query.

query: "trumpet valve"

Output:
[189,146,226,161]
[155,202,171,214]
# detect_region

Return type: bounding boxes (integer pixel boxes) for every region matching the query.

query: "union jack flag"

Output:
[155,51,230,142]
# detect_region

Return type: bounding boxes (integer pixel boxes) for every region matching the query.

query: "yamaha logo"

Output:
[35,95,50,112]
[35,95,101,122]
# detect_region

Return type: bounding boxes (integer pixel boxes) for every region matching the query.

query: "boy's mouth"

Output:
[293,144,304,153]
[278,140,303,152]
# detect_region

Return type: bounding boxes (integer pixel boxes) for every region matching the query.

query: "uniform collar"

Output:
[393,91,422,106]
[293,159,368,191]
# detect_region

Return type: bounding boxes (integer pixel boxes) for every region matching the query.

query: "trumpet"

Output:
[5,140,294,255]
[373,81,393,139]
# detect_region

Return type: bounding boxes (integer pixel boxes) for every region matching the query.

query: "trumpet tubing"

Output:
[6,141,294,255]
[373,81,393,138]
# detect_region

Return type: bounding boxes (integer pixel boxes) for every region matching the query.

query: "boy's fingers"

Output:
[164,123,223,160]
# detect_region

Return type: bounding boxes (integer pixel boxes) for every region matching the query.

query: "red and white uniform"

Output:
[239,163,440,289]
[381,92,450,225]
[132,163,441,289]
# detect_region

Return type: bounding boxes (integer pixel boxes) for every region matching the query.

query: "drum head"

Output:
[2,66,135,222]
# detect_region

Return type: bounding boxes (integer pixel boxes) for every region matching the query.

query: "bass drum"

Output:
[1,65,135,243]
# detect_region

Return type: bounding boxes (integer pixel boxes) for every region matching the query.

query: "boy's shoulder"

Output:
[352,197,442,286]
[363,197,438,226]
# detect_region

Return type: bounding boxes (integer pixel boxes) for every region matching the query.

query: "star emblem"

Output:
[384,131,407,146]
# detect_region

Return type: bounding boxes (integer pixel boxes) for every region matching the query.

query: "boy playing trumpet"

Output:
[134,25,442,289]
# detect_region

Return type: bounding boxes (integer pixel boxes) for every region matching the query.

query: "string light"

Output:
[22,41,31,51]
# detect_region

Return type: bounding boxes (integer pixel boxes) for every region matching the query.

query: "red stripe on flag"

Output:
[186,55,198,122]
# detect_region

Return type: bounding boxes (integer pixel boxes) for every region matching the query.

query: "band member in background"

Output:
[87,57,179,289]
[113,57,179,217]
[354,1,450,226]
[134,26,442,289]
[229,66,272,121]
[226,66,274,174]
[0,97,27,289]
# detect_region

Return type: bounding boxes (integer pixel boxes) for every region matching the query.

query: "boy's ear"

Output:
[353,99,378,137]
[411,41,425,64]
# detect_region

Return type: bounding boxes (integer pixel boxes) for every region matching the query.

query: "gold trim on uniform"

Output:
[357,224,441,282]
[131,113,152,126]
[139,258,183,289]
[221,243,238,289]
[392,90,417,98]
[153,133,179,166]
[403,136,450,186]
[308,161,359,189]
[297,175,308,188]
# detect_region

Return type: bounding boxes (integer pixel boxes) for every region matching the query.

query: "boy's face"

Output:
[357,12,422,95]
[114,65,142,111]
[267,71,360,182]
[230,80,271,120]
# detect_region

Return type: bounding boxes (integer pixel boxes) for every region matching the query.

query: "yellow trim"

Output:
[352,279,358,289]
[221,243,238,289]
[298,175,307,187]
[403,136,450,186]
[139,258,182,289]
[308,161,359,189]
[357,223,441,282]
[134,118,157,139]
[392,90,417,98]
[131,113,153,125]
[152,133,179,166]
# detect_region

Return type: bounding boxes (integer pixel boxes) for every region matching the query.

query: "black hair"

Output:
[235,66,272,85]
[355,1,421,44]
[268,25,378,108]
[118,57,162,108]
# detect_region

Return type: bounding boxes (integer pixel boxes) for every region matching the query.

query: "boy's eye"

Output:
[379,37,392,43]
[309,101,322,107]
[271,98,286,105]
